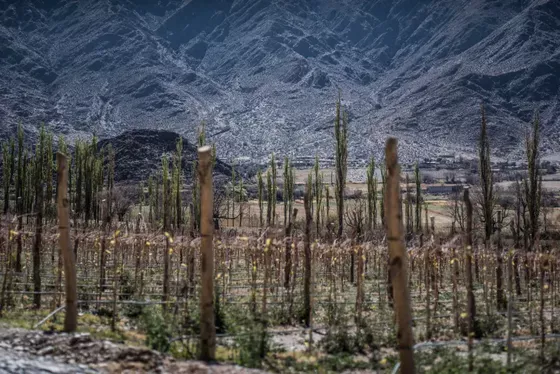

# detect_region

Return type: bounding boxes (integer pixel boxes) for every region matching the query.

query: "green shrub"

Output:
[140,305,171,353]
[232,321,271,368]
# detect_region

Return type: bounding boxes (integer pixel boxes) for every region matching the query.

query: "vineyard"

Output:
[0,104,559,373]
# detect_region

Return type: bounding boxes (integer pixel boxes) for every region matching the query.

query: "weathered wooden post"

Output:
[303,181,312,328]
[384,138,415,373]
[198,146,215,361]
[57,152,77,332]
[464,186,476,372]
[430,216,435,235]
[163,177,171,312]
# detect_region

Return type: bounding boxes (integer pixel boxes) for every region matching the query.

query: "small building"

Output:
[426,184,463,195]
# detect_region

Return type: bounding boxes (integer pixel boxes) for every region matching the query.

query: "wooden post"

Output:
[57,153,77,332]
[384,138,415,373]
[507,249,513,368]
[452,247,459,334]
[496,210,505,310]
[163,178,171,312]
[303,183,312,328]
[356,244,364,325]
[464,187,476,372]
[430,216,435,235]
[198,146,215,361]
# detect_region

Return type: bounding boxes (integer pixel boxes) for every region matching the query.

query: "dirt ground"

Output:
[0,326,267,374]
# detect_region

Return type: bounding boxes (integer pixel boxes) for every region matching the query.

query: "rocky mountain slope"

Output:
[98,129,232,182]
[0,0,558,163]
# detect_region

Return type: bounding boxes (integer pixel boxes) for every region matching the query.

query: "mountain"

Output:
[0,0,559,163]
[97,129,232,182]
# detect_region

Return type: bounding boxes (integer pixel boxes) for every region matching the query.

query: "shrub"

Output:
[140,305,171,353]
[233,322,271,368]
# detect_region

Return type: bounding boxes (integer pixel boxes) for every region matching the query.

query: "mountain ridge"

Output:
[0,0,558,163]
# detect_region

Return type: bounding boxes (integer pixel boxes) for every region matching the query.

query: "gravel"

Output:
[0,328,266,374]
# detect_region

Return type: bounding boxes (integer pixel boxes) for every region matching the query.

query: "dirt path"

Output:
[0,327,266,374]
[0,345,96,373]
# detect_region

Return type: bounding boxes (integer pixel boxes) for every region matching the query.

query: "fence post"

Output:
[198,146,215,361]
[57,152,77,332]
[384,138,415,374]
[464,186,476,372]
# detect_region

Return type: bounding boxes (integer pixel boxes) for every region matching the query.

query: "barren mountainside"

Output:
[0,0,559,162]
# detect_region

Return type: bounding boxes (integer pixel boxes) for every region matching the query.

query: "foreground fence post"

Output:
[463,186,476,372]
[198,146,215,361]
[57,152,77,332]
[384,138,415,374]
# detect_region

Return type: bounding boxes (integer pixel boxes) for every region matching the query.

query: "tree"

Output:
[173,137,183,228]
[478,104,504,309]
[266,170,272,226]
[405,173,412,235]
[15,125,24,272]
[525,112,542,251]
[366,157,377,232]
[283,157,294,227]
[415,163,422,233]
[313,155,323,235]
[257,170,264,227]
[478,104,494,243]
[270,154,277,225]
[33,125,47,309]
[2,142,11,214]
[334,94,348,239]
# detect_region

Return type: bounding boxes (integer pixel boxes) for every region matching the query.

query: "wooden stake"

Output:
[198,146,215,361]
[464,187,476,372]
[57,152,77,332]
[303,184,312,328]
[384,138,415,374]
